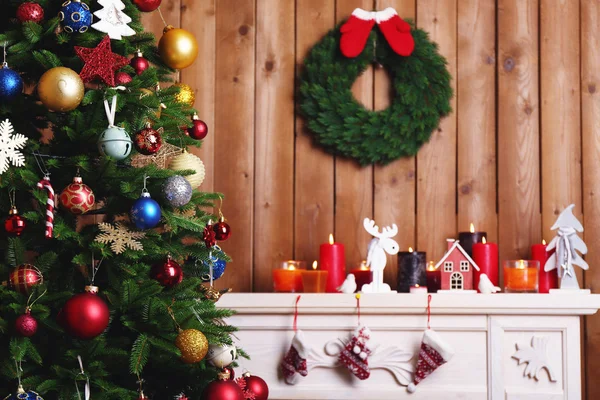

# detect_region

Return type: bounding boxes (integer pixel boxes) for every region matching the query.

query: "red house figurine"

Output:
[435,239,480,292]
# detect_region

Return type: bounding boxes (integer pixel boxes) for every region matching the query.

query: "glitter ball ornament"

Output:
[4,385,44,400]
[201,258,226,282]
[131,191,161,230]
[168,151,205,188]
[16,2,44,23]
[201,378,244,400]
[15,309,38,337]
[6,264,43,294]
[60,175,95,215]
[203,222,216,248]
[0,65,23,102]
[98,126,133,160]
[59,0,92,33]
[240,373,269,400]
[162,175,193,207]
[213,219,232,241]
[133,0,161,12]
[37,67,84,112]
[176,328,209,364]
[5,206,26,236]
[59,285,109,340]
[115,71,132,85]
[134,125,162,155]
[151,255,183,288]
[188,113,208,140]
[130,50,150,75]
[222,367,235,380]
[173,83,195,107]
[207,344,237,369]
[158,26,199,70]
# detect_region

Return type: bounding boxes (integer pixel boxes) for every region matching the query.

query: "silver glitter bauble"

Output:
[162,175,192,207]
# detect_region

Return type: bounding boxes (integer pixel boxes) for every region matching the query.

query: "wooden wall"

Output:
[143,0,600,397]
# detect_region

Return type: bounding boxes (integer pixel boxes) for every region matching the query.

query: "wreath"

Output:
[299,8,453,166]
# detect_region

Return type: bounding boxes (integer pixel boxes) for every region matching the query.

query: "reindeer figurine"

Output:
[361,218,400,293]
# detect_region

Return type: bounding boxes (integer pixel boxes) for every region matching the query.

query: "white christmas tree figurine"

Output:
[92,0,136,40]
[544,204,589,290]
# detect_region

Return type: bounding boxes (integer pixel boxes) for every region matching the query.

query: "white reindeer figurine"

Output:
[361,218,399,293]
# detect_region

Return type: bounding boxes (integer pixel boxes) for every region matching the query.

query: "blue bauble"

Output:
[200,258,227,281]
[131,192,162,230]
[0,65,23,101]
[3,386,44,400]
[59,0,92,33]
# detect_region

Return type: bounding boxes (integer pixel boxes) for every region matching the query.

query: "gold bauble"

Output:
[169,150,205,188]
[37,67,84,112]
[158,25,199,70]
[173,83,195,107]
[175,328,208,364]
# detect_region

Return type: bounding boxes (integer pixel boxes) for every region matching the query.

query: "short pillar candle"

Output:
[425,261,441,293]
[349,260,373,293]
[397,248,427,293]
[273,260,305,293]
[472,237,499,292]
[503,260,539,293]
[319,234,346,293]
[458,223,486,257]
[531,240,558,293]
[301,261,329,293]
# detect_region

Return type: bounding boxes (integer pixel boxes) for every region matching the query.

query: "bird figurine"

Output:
[337,274,357,293]
[478,273,501,294]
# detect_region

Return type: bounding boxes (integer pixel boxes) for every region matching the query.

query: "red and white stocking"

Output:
[338,326,372,380]
[407,329,454,393]
[280,329,310,384]
[376,7,415,56]
[340,8,376,58]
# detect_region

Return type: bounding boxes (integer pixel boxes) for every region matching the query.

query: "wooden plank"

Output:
[374,0,416,287]
[457,0,497,241]
[294,0,336,264]
[180,0,216,192]
[497,0,541,272]
[254,0,296,292]
[581,0,600,397]
[416,0,457,262]
[214,0,255,292]
[335,0,375,270]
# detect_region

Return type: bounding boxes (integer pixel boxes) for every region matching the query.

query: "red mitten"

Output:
[280,330,310,384]
[407,329,455,393]
[340,8,376,58]
[338,326,372,380]
[376,7,415,56]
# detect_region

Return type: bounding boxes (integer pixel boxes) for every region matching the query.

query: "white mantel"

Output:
[219,293,600,400]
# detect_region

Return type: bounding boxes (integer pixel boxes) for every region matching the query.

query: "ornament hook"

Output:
[3,42,7,67]
[75,356,91,400]
[142,174,150,194]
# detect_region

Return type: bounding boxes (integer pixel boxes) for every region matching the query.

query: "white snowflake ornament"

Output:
[92,0,136,40]
[0,119,27,175]
[95,222,145,254]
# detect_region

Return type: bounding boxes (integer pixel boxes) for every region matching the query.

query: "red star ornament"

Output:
[75,36,129,86]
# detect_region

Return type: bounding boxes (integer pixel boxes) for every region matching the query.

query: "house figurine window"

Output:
[460,261,469,272]
[451,272,463,290]
[444,261,453,272]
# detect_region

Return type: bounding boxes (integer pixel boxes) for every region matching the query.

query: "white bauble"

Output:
[168,150,205,187]
[206,344,237,369]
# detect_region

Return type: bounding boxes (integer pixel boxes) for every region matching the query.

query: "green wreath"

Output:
[299,21,453,166]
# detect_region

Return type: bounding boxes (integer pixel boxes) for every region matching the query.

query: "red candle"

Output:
[320,234,346,293]
[531,240,558,293]
[472,237,499,292]
[425,261,441,293]
[349,260,373,293]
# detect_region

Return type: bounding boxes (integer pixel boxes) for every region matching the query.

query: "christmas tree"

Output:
[0,1,240,398]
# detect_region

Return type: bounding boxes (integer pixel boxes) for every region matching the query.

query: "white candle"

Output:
[410,284,428,294]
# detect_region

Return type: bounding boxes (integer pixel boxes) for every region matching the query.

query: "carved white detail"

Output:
[512,336,556,382]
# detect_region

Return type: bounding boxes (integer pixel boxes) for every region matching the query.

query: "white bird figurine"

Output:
[337,274,357,293]
[478,273,501,294]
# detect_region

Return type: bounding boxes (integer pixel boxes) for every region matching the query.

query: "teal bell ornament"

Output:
[98,126,132,160]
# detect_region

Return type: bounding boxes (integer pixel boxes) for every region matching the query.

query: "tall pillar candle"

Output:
[320,234,346,293]
[531,241,558,293]
[458,223,487,257]
[397,248,426,293]
[472,237,499,292]
[425,261,441,293]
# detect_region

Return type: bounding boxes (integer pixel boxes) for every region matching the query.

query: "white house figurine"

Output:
[361,218,399,293]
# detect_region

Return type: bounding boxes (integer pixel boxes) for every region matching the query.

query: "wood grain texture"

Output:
[334,0,375,270]
[416,0,458,261]
[214,0,256,292]
[294,0,336,263]
[497,0,541,266]
[254,0,296,292]
[181,0,216,192]
[374,0,416,286]
[582,0,600,397]
[457,0,497,241]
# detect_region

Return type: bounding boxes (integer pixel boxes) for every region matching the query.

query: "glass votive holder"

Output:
[301,261,328,293]
[273,260,306,293]
[503,260,539,293]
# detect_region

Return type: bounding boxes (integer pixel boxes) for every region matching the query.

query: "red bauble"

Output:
[5,206,26,236]
[201,379,244,400]
[75,36,129,86]
[131,51,150,75]
[137,392,149,400]
[222,367,235,380]
[15,310,38,337]
[242,374,269,400]
[213,220,232,241]
[60,286,110,340]
[60,176,95,215]
[133,0,162,12]
[115,71,133,85]
[134,126,162,155]
[8,264,43,294]
[203,223,216,248]
[16,2,44,23]
[188,114,208,140]
[151,256,183,288]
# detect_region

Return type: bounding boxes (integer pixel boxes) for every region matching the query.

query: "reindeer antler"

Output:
[382,224,398,238]
[363,218,398,239]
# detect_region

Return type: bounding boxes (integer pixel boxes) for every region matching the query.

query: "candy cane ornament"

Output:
[37,175,54,239]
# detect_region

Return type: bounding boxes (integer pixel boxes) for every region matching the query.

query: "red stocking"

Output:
[338,326,372,380]
[280,330,310,384]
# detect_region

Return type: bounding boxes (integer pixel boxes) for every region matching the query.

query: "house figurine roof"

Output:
[434,239,481,271]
